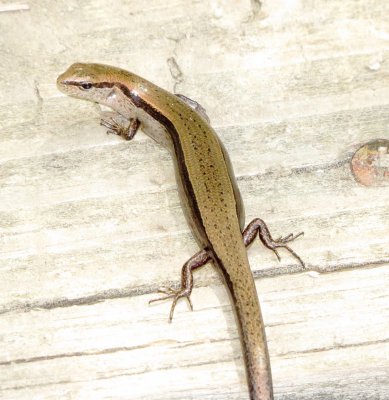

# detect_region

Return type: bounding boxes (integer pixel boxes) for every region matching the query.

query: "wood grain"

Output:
[0,0,388,399]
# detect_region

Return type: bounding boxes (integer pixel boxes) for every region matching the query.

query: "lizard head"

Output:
[56,62,123,105]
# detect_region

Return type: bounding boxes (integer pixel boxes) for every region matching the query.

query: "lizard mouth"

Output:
[56,72,65,89]
[56,70,74,94]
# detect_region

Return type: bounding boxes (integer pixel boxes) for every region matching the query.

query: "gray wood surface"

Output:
[0,1,388,399]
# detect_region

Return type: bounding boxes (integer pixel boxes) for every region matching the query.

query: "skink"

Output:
[57,63,304,400]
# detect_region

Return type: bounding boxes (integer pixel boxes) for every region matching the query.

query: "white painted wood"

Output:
[0,0,388,399]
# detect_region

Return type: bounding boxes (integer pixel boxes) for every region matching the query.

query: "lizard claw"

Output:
[100,118,122,136]
[149,287,193,322]
[270,232,305,268]
[101,117,140,140]
[275,231,304,244]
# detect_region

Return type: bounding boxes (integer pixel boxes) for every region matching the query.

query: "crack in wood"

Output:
[278,337,389,357]
[0,343,150,366]
[1,260,387,315]
[1,351,241,392]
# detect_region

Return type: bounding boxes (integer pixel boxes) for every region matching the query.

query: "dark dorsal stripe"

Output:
[100,81,210,249]
[67,78,212,249]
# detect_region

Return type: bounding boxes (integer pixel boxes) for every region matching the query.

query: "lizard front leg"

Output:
[101,115,141,141]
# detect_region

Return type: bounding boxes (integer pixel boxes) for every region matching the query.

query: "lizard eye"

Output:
[80,82,92,90]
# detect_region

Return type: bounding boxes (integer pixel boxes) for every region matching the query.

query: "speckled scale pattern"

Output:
[144,86,273,400]
[57,63,273,400]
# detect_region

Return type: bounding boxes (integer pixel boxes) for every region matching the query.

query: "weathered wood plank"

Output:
[1,0,388,399]
[1,266,388,399]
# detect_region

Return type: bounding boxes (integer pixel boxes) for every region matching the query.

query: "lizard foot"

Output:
[243,218,306,268]
[149,286,193,323]
[100,117,140,140]
[268,232,305,268]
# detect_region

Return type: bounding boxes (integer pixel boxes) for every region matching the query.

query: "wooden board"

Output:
[0,0,388,399]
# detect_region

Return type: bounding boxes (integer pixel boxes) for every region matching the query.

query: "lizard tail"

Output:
[214,252,274,400]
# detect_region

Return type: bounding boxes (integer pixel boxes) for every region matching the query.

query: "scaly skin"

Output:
[57,63,305,399]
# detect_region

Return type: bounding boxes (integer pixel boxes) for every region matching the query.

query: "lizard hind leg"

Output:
[243,218,305,268]
[175,94,210,123]
[149,249,212,322]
